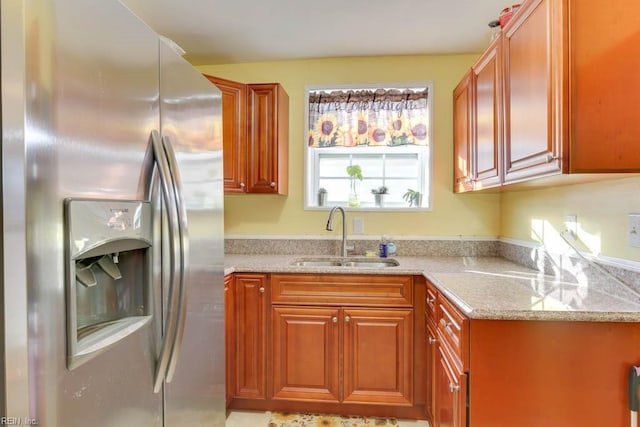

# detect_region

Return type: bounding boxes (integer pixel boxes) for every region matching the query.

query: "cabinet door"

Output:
[424,319,438,422]
[271,306,340,402]
[503,0,562,183]
[224,275,234,406]
[436,345,467,427]
[342,308,413,405]
[453,71,474,193]
[569,0,640,172]
[247,83,289,194]
[233,274,268,399]
[472,38,502,190]
[204,75,248,192]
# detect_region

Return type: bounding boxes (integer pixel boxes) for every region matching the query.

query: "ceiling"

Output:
[119,0,512,65]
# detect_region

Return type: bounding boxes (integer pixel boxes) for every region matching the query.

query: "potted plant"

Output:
[346,165,363,207]
[403,189,422,207]
[317,188,327,207]
[371,186,388,207]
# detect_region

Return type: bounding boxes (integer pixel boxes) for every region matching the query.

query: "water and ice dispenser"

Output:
[65,199,152,370]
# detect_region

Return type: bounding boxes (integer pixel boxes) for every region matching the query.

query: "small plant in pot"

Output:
[371,186,388,207]
[403,189,422,207]
[346,165,363,207]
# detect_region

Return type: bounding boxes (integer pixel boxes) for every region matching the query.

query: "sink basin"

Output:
[290,257,399,268]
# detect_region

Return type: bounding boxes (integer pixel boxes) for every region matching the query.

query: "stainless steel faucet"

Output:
[326,206,353,257]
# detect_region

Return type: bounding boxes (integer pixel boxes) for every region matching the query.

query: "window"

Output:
[304,83,433,210]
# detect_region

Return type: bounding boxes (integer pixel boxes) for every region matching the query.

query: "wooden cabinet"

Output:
[230,273,268,400]
[271,306,341,402]
[472,38,502,190]
[247,84,289,194]
[206,76,247,192]
[343,307,413,405]
[502,0,561,183]
[204,75,289,194]
[271,305,413,405]
[426,280,469,427]
[453,71,473,194]
[424,280,438,420]
[454,0,640,191]
[425,277,640,427]
[270,274,414,407]
[454,37,502,193]
[227,272,425,419]
[435,345,467,427]
[224,275,235,406]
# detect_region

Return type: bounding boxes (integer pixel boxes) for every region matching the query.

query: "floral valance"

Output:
[308,88,429,148]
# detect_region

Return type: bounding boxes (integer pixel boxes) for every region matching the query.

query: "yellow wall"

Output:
[199,55,640,262]
[500,176,640,262]
[199,55,501,238]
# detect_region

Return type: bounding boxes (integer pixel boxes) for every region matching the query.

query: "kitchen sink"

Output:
[290,257,399,268]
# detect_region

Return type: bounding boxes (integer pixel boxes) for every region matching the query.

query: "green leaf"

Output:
[346,165,363,180]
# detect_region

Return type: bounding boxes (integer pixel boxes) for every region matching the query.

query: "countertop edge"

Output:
[224,255,640,323]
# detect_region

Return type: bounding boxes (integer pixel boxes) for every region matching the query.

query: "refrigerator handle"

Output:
[161,135,189,383]
[149,130,182,394]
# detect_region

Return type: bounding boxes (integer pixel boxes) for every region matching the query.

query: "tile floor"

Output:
[226,410,430,426]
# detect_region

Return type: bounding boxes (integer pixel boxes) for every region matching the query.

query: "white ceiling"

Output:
[119,0,511,65]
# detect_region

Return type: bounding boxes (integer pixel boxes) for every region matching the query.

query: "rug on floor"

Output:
[267,412,399,427]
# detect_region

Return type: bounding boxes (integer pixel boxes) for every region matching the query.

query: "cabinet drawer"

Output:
[425,280,437,318]
[436,294,468,369]
[271,274,413,307]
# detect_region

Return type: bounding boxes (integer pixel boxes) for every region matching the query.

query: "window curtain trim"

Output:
[308,88,430,148]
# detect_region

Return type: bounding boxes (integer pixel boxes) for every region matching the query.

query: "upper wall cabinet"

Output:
[454,0,640,191]
[205,75,289,195]
[453,38,502,193]
[472,37,502,190]
[453,71,473,193]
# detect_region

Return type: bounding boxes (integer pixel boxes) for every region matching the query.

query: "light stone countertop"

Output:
[224,254,640,322]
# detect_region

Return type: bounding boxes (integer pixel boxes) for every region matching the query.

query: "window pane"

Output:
[385,154,420,178]
[318,154,350,177]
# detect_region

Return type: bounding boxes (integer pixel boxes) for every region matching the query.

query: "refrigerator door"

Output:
[2,0,164,425]
[158,40,225,426]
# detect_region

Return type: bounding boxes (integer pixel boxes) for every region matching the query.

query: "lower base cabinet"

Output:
[435,345,467,427]
[227,273,427,420]
[426,278,640,427]
[272,306,413,405]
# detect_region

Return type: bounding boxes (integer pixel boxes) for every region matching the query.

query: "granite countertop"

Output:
[224,254,640,322]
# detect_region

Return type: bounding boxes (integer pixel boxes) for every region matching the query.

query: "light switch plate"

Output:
[353,217,364,234]
[629,214,640,248]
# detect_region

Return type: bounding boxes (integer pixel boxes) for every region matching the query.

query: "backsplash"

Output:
[224,237,499,257]
[499,240,640,298]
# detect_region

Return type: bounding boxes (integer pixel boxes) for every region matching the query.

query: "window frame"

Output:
[303,81,434,212]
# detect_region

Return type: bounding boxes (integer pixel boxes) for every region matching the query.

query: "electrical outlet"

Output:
[629,214,640,248]
[564,215,577,240]
[353,217,364,234]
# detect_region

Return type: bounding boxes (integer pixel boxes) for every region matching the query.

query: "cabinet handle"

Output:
[449,382,460,393]
[344,316,351,323]
[546,153,558,163]
[270,181,276,188]
[426,297,435,305]
[240,182,246,188]
[428,337,437,344]
[440,318,452,329]
[332,316,338,323]
[259,287,265,294]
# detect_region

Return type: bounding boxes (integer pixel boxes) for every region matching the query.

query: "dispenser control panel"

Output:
[65,198,152,259]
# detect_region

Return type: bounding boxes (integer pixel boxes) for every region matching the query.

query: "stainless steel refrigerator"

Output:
[1,0,225,426]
